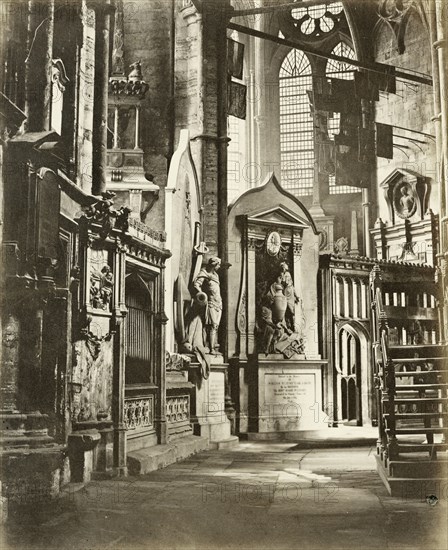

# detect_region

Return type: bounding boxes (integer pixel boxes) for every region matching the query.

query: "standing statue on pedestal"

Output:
[192,257,223,354]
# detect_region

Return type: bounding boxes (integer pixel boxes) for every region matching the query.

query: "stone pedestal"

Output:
[190,356,238,448]
[252,355,328,436]
[67,430,101,483]
[166,370,195,441]
[1,447,66,505]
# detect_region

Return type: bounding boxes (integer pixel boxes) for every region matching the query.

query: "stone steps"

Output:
[127,435,209,475]
[387,457,448,479]
[376,456,447,498]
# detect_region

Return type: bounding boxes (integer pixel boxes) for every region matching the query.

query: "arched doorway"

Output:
[337,326,362,425]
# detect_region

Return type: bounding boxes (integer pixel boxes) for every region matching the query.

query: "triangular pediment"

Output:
[379,168,422,188]
[246,205,310,229]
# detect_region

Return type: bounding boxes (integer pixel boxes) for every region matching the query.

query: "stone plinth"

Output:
[166,370,195,441]
[190,356,238,448]
[255,356,328,435]
[1,447,66,505]
[67,430,101,483]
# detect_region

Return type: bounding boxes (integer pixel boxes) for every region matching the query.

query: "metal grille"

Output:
[125,282,153,364]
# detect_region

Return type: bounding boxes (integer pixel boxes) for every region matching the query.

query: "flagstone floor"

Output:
[4,442,447,550]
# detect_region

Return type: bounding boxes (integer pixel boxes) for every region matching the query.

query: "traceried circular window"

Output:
[279,1,345,41]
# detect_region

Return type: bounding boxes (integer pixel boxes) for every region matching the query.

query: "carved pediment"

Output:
[232,173,318,234]
[246,205,311,230]
[379,168,428,225]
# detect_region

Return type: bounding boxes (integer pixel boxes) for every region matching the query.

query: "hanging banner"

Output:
[354,70,380,101]
[227,39,244,80]
[335,144,370,188]
[376,123,394,159]
[228,80,247,119]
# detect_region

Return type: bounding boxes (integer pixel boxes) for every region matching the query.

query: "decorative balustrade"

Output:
[166,396,190,424]
[124,397,153,430]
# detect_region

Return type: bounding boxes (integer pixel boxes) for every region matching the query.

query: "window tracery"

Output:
[279,1,346,42]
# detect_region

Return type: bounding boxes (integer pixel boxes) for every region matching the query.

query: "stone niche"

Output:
[164,130,236,448]
[228,173,328,437]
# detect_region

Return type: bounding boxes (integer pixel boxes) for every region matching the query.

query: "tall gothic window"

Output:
[326,42,360,194]
[279,49,314,196]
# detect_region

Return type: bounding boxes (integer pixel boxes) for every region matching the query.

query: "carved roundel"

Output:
[266,231,282,256]
[393,182,417,219]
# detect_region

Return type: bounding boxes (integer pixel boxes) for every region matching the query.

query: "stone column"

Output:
[92,0,113,196]
[112,242,127,476]
[343,277,350,318]
[247,236,257,355]
[25,0,54,132]
[350,211,360,255]
[254,1,266,179]
[362,189,371,257]
[334,276,341,317]
[155,265,168,445]
[216,0,231,360]
[352,279,359,319]
[434,0,448,343]
[248,63,258,187]
[293,230,304,334]
[360,279,367,319]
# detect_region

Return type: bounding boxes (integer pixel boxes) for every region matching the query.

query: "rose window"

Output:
[279,2,345,41]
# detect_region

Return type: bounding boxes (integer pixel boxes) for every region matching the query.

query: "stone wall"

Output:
[121,0,172,230]
[374,10,438,220]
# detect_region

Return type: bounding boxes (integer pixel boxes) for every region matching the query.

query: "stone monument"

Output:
[228,173,329,438]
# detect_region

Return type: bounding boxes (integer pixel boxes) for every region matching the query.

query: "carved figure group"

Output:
[257,262,305,357]
[90,265,114,310]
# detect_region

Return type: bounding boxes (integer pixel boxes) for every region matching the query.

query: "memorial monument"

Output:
[228,174,328,438]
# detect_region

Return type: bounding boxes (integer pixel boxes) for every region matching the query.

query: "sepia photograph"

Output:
[0,0,447,548]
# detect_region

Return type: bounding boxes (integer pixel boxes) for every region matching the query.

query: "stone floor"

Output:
[3,442,447,550]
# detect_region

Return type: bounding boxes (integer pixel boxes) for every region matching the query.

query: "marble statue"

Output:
[257,280,305,358]
[192,256,223,354]
[399,185,415,217]
[274,261,305,336]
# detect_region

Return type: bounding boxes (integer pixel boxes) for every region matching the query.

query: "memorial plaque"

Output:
[208,372,225,413]
[264,373,316,406]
